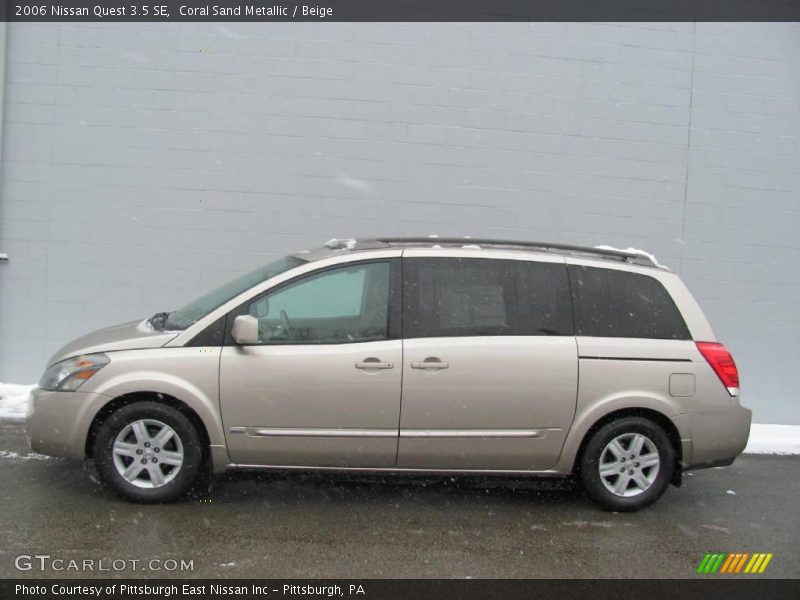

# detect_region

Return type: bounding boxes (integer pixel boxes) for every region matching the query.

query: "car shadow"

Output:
[19,454,592,510]
[205,469,588,509]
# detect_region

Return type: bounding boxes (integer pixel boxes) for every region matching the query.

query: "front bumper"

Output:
[27,387,111,460]
[676,403,752,470]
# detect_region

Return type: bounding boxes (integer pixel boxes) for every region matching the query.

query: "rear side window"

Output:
[403,257,573,338]
[568,265,690,340]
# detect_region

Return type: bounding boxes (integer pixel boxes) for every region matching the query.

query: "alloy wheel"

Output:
[111,419,184,489]
[598,433,660,497]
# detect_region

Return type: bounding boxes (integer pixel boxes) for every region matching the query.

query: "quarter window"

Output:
[568,265,690,340]
[245,262,391,344]
[403,257,573,338]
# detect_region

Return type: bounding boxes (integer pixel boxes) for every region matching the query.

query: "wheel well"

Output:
[84,392,211,461]
[573,408,683,485]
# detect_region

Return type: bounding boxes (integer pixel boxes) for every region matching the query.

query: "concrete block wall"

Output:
[1,22,798,423]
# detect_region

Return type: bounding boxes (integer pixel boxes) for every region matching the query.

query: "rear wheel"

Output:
[579,416,674,512]
[93,402,203,503]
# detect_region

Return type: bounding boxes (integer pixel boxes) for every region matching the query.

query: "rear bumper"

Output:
[676,403,752,471]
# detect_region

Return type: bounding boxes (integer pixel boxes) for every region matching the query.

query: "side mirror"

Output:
[231,315,259,345]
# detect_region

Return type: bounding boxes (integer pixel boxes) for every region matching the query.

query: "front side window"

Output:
[568,265,690,340]
[403,257,573,338]
[244,261,391,344]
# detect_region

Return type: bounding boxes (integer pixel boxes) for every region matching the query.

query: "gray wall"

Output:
[1,22,798,424]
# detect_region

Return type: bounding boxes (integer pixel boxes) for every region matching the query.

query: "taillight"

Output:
[696,342,739,396]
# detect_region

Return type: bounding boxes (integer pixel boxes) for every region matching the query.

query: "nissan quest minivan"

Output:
[27,237,751,511]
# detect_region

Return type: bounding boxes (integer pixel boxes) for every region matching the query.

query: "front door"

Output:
[397,253,578,471]
[220,258,402,467]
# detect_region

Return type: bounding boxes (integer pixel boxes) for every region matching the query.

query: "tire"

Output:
[579,416,674,512]
[93,402,204,503]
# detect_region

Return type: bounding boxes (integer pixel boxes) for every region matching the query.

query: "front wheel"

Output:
[93,402,204,503]
[579,417,674,512]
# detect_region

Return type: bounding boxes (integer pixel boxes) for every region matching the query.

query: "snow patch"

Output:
[595,245,667,269]
[560,520,614,529]
[744,424,800,455]
[701,524,731,534]
[324,238,357,250]
[0,450,57,461]
[0,383,35,421]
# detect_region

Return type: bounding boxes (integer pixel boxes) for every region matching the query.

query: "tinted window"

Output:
[568,265,690,340]
[403,258,573,338]
[245,262,391,344]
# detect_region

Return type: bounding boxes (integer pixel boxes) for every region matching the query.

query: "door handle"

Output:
[355,358,394,370]
[410,357,449,370]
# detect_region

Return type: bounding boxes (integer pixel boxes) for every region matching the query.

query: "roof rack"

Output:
[355,237,659,268]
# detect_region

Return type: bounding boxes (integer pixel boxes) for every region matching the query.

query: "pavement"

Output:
[0,421,798,579]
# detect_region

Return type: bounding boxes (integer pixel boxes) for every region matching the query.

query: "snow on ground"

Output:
[1,383,798,454]
[0,383,35,421]
[744,424,800,455]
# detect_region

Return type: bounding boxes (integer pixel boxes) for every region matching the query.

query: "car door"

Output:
[220,257,402,467]
[397,250,578,471]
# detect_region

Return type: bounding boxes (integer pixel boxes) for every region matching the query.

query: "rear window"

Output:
[403,257,573,338]
[568,265,690,340]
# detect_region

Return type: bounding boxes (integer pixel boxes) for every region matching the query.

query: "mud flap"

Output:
[671,463,682,487]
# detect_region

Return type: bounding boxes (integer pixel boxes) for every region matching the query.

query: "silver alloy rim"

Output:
[598,433,660,498]
[112,419,184,489]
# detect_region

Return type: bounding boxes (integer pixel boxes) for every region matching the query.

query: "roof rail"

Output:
[364,237,659,268]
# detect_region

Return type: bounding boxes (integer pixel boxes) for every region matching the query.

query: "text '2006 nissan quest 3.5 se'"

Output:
[27,237,751,511]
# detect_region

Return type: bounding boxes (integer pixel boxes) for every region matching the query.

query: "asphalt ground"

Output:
[1,422,797,579]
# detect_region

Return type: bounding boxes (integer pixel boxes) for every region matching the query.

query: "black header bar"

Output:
[2,0,800,22]
[3,579,800,600]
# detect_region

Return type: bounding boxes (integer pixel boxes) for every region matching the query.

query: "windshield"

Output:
[162,255,306,331]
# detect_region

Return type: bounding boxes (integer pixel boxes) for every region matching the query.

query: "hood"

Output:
[47,319,180,366]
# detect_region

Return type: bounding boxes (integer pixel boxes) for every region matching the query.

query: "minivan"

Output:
[27,237,751,511]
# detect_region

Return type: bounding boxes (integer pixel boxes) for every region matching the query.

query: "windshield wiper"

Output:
[147,312,170,330]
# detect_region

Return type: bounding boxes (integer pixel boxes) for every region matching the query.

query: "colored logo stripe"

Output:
[710,553,725,573]
[721,553,747,573]
[697,553,726,574]
[696,553,712,574]
[745,553,774,574]
[720,554,736,573]
[697,552,773,574]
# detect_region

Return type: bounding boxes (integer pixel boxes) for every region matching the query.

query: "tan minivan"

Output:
[27,238,751,511]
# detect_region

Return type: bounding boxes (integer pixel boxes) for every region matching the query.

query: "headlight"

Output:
[39,354,110,392]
